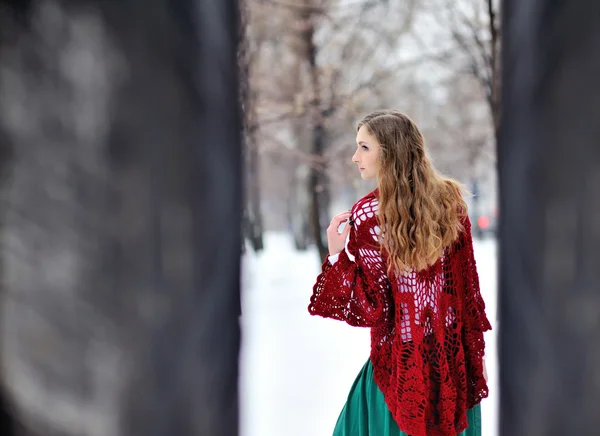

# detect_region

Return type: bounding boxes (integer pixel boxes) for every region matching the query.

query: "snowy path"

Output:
[240,233,498,436]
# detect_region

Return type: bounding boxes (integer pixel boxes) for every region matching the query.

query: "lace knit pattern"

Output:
[308,190,491,436]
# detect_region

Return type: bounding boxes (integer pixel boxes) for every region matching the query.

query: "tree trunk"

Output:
[245,127,264,252]
[487,0,501,135]
[239,0,263,253]
[308,124,329,261]
[0,1,241,435]
[499,0,600,434]
[304,14,329,261]
[288,166,311,251]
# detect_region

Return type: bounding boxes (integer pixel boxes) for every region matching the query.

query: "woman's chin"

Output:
[360,172,374,180]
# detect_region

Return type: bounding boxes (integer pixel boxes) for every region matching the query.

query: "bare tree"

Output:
[240,0,265,251]
[283,0,418,260]
[432,0,501,134]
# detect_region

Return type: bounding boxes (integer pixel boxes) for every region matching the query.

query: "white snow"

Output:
[240,232,499,436]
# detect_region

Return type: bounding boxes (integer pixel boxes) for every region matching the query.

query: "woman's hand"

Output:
[327,211,352,256]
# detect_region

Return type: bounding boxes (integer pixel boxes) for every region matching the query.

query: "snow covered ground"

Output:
[240,232,499,436]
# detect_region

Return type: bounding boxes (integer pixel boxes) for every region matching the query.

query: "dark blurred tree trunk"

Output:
[0,1,241,436]
[499,0,600,435]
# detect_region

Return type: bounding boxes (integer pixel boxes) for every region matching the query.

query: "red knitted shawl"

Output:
[309,190,491,436]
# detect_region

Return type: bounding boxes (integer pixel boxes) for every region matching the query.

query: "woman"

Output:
[308,110,491,436]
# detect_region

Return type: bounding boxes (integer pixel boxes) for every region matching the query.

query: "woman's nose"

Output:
[352,151,359,163]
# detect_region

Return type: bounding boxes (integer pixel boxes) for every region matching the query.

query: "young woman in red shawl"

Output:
[309,110,491,436]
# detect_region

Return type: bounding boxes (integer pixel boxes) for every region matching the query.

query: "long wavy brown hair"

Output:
[357,110,467,274]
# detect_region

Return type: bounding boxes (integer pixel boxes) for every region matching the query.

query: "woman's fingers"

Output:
[342,220,352,236]
[330,211,351,229]
[326,212,352,255]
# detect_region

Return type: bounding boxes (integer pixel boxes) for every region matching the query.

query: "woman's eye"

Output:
[361,145,369,151]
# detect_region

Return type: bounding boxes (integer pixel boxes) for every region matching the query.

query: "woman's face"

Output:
[352,125,381,180]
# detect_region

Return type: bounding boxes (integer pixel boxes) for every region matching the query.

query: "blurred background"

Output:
[238,0,499,435]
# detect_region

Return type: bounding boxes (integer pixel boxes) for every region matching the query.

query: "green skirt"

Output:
[333,359,481,436]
